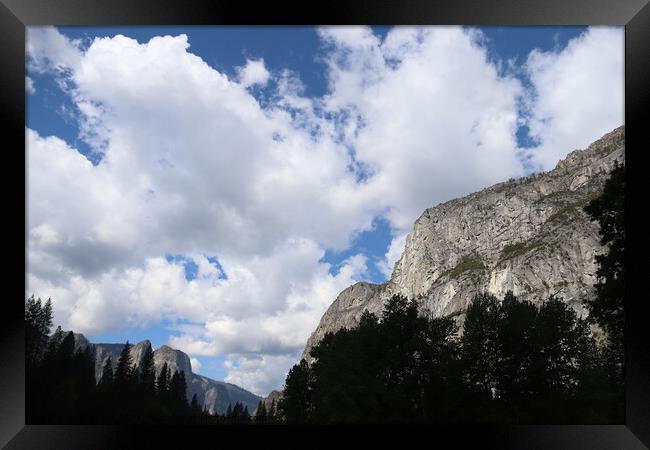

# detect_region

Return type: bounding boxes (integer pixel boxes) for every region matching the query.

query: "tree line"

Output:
[278,162,624,424]
[25,297,279,424]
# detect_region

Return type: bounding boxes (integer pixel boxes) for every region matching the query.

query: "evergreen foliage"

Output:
[280,290,621,424]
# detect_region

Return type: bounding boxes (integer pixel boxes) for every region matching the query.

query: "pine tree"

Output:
[254,400,267,424]
[279,359,313,424]
[114,341,135,389]
[168,370,188,415]
[495,292,539,413]
[157,362,169,395]
[140,344,156,395]
[99,356,114,388]
[583,161,625,337]
[25,296,53,368]
[460,293,500,397]
[583,161,625,394]
[178,371,188,410]
[190,394,201,415]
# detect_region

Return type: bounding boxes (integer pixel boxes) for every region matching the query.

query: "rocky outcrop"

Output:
[153,345,192,379]
[253,389,283,416]
[187,375,262,415]
[303,126,625,362]
[91,340,151,381]
[72,334,262,415]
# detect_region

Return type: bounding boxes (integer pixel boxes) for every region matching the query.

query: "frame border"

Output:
[2,0,648,447]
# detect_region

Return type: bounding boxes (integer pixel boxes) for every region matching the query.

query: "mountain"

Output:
[253,389,283,417]
[74,336,261,415]
[303,126,625,362]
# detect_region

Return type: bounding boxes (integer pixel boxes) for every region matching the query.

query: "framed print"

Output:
[2,0,648,447]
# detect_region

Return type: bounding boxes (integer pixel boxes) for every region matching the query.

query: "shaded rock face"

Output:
[187,375,262,415]
[153,345,192,379]
[254,389,283,416]
[74,335,262,415]
[91,340,151,382]
[303,126,625,362]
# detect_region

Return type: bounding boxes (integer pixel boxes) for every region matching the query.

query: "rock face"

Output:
[303,126,625,362]
[153,345,192,379]
[74,335,262,415]
[187,375,262,415]
[253,389,283,416]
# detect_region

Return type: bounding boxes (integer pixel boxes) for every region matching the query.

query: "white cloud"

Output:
[224,352,300,397]
[523,27,624,170]
[190,357,202,373]
[166,250,368,357]
[377,232,408,279]
[27,26,82,73]
[318,26,525,230]
[237,58,270,87]
[26,26,623,395]
[26,76,35,95]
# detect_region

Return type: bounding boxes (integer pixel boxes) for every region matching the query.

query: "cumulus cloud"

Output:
[26,26,623,395]
[237,58,271,87]
[27,26,82,73]
[190,357,202,373]
[377,232,408,279]
[224,352,299,397]
[318,26,525,230]
[523,27,624,170]
[26,76,35,94]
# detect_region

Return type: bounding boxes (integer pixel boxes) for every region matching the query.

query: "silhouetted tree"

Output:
[279,359,314,424]
[114,341,135,389]
[156,362,169,396]
[460,293,500,399]
[584,161,625,405]
[140,345,156,395]
[584,161,625,339]
[25,296,53,369]
[254,400,267,424]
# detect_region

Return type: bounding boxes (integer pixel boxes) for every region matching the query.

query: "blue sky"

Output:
[26,26,623,394]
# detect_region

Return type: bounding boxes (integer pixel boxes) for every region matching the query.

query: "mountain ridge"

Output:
[302,125,625,362]
[69,333,262,415]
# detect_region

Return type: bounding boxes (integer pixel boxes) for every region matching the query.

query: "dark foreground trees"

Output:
[280,292,621,424]
[584,160,625,415]
[25,298,248,424]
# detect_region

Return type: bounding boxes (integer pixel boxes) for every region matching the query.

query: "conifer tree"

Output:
[99,356,114,388]
[460,293,500,397]
[25,296,53,368]
[114,341,135,389]
[157,362,169,395]
[140,345,156,395]
[583,161,625,394]
[254,400,267,424]
[190,394,201,415]
[583,161,625,338]
[279,359,313,424]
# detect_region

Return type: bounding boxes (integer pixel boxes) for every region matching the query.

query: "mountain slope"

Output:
[76,336,262,414]
[303,126,625,361]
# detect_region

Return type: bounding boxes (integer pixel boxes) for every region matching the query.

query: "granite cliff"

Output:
[73,336,262,415]
[303,126,625,362]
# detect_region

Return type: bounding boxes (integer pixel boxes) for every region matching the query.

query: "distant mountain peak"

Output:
[64,334,262,414]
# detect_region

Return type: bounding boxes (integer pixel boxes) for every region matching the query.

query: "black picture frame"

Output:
[2,0,647,447]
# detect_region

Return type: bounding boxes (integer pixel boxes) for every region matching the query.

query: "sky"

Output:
[25,25,624,396]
